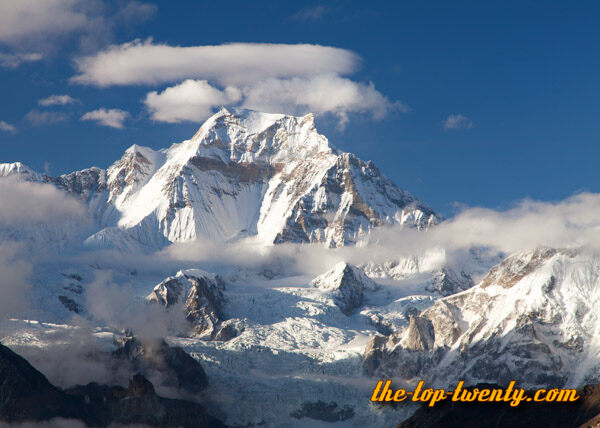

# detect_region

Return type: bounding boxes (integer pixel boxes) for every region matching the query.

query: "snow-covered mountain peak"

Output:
[184,107,332,165]
[106,144,165,209]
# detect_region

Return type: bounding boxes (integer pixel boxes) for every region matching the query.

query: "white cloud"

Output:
[145,79,241,123]
[0,0,156,55]
[0,120,17,134]
[0,52,42,68]
[0,178,85,224]
[241,74,407,126]
[38,94,79,106]
[443,113,474,130]
[73,39,408,126]
[81,108,130,129]
[25,110,68,126]
[72,39,359,87]
[0,0,88,44]
[143,75,402,125]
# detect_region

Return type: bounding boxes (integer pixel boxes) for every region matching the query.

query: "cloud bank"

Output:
[72,39,359,87]
[73,39,402,125]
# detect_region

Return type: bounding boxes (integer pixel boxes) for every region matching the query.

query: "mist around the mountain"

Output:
[0,177,85,225]
[4,183,600,397]
[42,191,600,283]
[0,178,88,326]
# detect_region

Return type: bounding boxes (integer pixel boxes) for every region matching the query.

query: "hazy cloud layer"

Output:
[81,108,130,129]
[0,178,85,224]
[0,120,17,134]
[443,113,474,130]
[0,243,33,322]
[38,94,79,106]
[72,39,359,87]
[106,192,600,279]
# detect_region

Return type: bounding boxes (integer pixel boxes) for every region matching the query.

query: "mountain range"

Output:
[0,108,598,427]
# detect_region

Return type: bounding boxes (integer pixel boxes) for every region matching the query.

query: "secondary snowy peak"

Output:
[0,162,43,182]
[364,246,600,389]
[107,144,165,209]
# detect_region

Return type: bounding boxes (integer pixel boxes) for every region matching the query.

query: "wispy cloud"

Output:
[0,120,17,134]
[0,52,42,68]
[291,5,327,22]
[25,110,68,126]
[443,113,474,130]
[38,94,79,107]
[81,108,130,129]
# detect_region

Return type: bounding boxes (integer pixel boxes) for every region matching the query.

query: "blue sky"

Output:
[1,1,599,217]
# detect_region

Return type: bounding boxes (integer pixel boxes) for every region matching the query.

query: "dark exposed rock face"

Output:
[113,336,209,394]
[0,342,225,427]
[290,400,355,422]
[66,374,226,428]
[149,269,226,338]
[0,342,86,423]
[58,295,81,313]
[398,383,600,428]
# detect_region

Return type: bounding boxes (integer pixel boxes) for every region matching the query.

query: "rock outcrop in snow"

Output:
[149,269,226,338]
[312,262,379,315]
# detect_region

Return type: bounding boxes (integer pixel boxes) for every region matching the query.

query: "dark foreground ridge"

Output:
[0,341,226,427]
[398,383,600,428]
